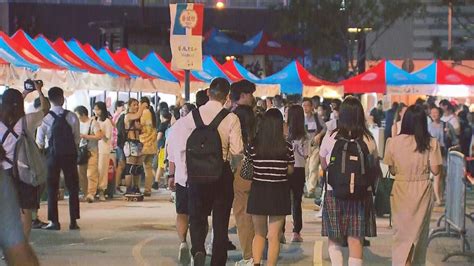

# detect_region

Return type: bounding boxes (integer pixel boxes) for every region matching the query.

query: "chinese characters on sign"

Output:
[170,3,204,70]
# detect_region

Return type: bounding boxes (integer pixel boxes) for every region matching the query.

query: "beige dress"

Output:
[384,135,442,266]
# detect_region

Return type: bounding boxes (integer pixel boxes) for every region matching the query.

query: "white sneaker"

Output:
[178,242,191,265]
[99,191,106,201]
[235,258,254,266]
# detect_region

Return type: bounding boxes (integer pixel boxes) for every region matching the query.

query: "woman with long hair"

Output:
[0,85,47,265]
[384,105,442,266]
[286,105,310,242]
[139,97,158,196]
[247,109,294,266]
[391,103,407,137]
[92,101,114,201]
[319,96,378,266]
[124,98,146,194]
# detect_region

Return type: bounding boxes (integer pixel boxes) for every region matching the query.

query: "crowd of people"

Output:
[1,76,473,266]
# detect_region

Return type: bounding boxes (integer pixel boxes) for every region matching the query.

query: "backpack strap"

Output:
[48,111,58,120]
[1,126,18,165]
[209,109,230,129]
[355,139,366,175]
[191,109,205,129]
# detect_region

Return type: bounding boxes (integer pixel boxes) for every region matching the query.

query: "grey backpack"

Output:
[1,118,47,186]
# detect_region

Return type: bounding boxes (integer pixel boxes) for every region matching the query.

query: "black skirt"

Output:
[247,180,291,216]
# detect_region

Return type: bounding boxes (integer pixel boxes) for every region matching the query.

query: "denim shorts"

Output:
[116,147,125,163]
[0,170,25,250]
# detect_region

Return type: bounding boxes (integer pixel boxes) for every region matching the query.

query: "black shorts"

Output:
[7,169,40,210]
[175,183,188,215]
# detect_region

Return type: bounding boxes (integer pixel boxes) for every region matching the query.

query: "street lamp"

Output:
[216,1,225,9]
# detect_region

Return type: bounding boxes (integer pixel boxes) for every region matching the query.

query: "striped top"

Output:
[246,141,295,182]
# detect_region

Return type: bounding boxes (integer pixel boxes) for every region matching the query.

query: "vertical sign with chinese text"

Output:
[169,3,204,70]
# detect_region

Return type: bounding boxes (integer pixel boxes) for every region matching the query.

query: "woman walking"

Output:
[384,105,442,266]
[319,96,378,266]
[287,105,310,242]
[247,109,294,266]
[93,101,114,201]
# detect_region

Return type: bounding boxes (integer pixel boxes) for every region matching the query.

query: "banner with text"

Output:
[170,3,204,71]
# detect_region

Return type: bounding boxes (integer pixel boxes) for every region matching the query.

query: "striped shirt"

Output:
[247,141,295,182]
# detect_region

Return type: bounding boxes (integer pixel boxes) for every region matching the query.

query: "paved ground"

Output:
[2,188,474,266]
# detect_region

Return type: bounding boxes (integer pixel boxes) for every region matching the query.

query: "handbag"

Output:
[374,170,394,217]
[240,154,254,180]
[77,120,92,165]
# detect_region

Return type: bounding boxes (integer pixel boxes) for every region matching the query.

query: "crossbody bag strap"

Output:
[209,109,230,129]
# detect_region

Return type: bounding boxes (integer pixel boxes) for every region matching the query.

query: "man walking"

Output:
[37,87,81,230]
[230,80,256,265]
[181,78,243,265]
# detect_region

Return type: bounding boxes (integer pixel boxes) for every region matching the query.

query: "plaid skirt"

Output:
[321,190,377,242]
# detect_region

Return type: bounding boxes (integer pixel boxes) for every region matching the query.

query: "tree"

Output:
[274,0,425,79]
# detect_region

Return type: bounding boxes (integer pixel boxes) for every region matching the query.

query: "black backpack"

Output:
[116,113,126,148]
[186,108,229,184]
[327,136,374,200]
[48,111,77,157]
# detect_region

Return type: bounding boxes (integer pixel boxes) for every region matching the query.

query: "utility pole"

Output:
[448,0,453,51]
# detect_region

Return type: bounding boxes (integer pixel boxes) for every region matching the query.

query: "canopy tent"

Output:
[342,60,386,94]
[203,28,253,56]
[202,56,239,82]
[0,32,38,70]
[261,60,342,97]
[244,31,304,58]
[52,38,105,74]
[221,59,279,97]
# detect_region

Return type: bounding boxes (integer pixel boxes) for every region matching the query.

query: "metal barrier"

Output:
[428,151,474,261]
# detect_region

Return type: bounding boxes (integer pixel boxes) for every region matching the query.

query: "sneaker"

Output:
[152,182,159,190]
[86,194,94,203]
[178,242,191,265]
[133,186,142,195]
[235,258,254,266]
[116,186,124,194]
[98,191,106,201]
[31,218,48,229]
[280,235,287,244]
[192,251,206,266]
[291,233,303,243]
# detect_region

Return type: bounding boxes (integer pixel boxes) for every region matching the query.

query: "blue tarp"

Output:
[0,35,38,70]
[260,61,302,94]
[203,28,253,56]
[141,53,179,82]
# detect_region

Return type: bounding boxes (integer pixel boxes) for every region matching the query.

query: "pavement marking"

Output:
[132,235,158,266]
[313,240,324,266]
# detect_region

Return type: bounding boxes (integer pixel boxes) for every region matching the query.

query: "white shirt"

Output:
[292,137,310,168]
[441,114,460,135]
[180,100,243,161]
[0,111,44,169]
[79,118,100,150]
[166,118,191,187]
[319,131,378,190]
[36,106,80,149]
[97,118,113,154]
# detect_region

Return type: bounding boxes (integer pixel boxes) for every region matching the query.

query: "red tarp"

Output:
[80,43,128,77]
[10,30,63,69]
[436,60,474,85]
[342,60,386,94]
[52,38,104,74]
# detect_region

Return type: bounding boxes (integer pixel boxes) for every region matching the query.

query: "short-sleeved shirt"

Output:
[247,141,295,182]
[0,111,44,170]
[79,118,100,150]
[291,137,310,168]
[158,120,170,149]
[97,118,113,154]
[320,131,379,190]
[383,135,442,178]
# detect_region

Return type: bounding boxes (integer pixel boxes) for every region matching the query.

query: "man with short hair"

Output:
[302,98,326,198]
[273,95,285,117]
[230,80,255,265]
[370,100,385,127]
[180,78,243,265]
[230,80,256,111]
[37,87,81,230]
